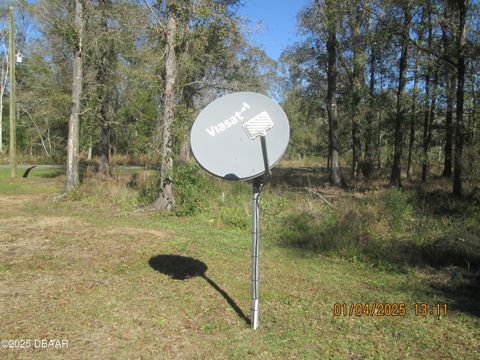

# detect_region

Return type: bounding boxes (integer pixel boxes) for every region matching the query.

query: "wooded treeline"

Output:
[282,0,479,195]
[0,0,479,207]
[1,0,274,208]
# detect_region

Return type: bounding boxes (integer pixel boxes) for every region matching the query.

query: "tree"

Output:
[146,0,267,210]
[452,0,469,196]
[288,0,346,186]
[420,1,433,183]
[364,18,377,179]
[0,14,9,154]
[347,0,366,187]
[9,5,17,177]
[389,2,412,187]
[407,47,420,180]
[442,72,455,177]
[441,6,456,179]
[325,0,344,186]
[95,0,116,178]
[152,0,177,211]
[65,0,85,191]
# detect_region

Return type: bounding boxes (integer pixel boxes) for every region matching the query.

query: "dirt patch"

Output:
[0,194,46,207]
[0,215,79,260]
[105,226,169,239]
[38,216,73,227]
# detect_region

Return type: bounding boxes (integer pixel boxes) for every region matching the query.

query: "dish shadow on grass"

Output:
[148,254,250,325]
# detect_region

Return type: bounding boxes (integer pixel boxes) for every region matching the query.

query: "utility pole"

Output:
[9,5,17,178]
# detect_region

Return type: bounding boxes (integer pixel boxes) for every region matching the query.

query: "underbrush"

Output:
[77,163,251,224]
[275,186,480,274]
[136,163,217,216]
[74,165,480,276]
[76,177,139,211]
[0,153,64,165]
[3,167,479,358]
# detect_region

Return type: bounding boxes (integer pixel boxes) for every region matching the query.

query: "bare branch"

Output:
[142,0,165,34]
[19,104,50,157]
[15,0,56,28]
[304,187,336,208]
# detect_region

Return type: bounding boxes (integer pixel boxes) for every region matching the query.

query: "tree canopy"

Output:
[0,0,479,200]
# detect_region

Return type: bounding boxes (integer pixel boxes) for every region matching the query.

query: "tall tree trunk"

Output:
[153,0,177,210]
[9,5,16,177]
[441,10,454,179]
[349,3,364,187]
[376,118,382,169]
[65,0,84,191]
[452,0,468,196]
[99,124,110,175]
[0,62,7,154]
[442,74,454,177]
[422,67,439,182]
[178,86,194,164]
[465,64,476,178]
[87,138,92,161]
[325,0,343,187]
[376,72,384,170]
[407,49,420,180]
[97,0,115,179]
[421,2,432,183]
[470,67,477,144]
[364,44,375,178]
[389,5,411,187]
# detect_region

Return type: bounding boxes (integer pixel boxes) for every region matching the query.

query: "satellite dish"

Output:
[190,92,290,180]
[190,92,290,331]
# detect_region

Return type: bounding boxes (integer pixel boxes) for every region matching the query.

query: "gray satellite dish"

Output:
[191,92,289,180]
[191,92,290,330]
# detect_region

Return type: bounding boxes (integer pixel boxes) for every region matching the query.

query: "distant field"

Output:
[0,166,479,359]
[0,167,64,195]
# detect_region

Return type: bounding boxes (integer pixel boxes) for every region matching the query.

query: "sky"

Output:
[237,0,311,62]
[0,0,311,64]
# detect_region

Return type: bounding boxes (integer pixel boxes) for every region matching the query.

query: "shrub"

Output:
[137,171,161,205]
[383,188,412,234]
[137,163,215,215]
[173,163,214,216]
[219,207,249,230]
[79,179,139,211]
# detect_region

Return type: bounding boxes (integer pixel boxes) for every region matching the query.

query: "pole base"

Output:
[251,299,259,330]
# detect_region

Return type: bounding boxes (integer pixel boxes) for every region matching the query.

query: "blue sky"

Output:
[0,1,311,63]
[237,0,311,61]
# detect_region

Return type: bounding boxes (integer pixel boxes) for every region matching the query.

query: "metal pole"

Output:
[9,5,17,178]
[251,177,261,329]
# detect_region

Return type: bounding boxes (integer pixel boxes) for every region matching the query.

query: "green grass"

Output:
[0,167,63,194]
[0,166,479,359]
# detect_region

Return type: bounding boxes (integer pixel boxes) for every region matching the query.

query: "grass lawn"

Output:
[0,166,479,359]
